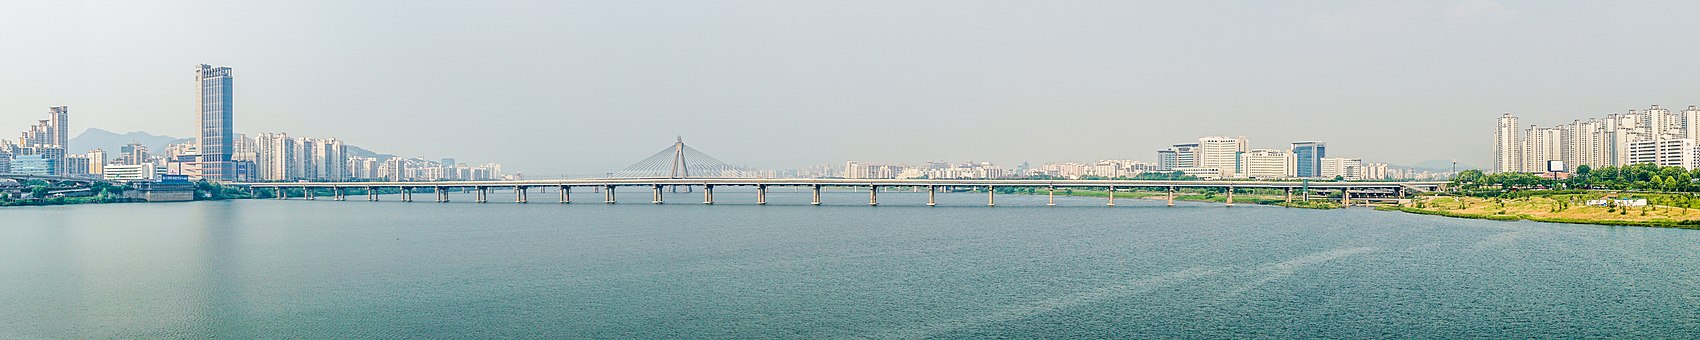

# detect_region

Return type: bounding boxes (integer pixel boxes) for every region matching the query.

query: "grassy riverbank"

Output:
[1383,193,1700,229]
[1024,188,1343,209]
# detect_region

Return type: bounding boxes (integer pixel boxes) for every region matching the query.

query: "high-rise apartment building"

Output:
[86,149,105,175]
[1494,113,1521,173]
[1290,141,1326,178]
[1196,136,1247,178]
[15,106,69,176]
[196,64,235,180]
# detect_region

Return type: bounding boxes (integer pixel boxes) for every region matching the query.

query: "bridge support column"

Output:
[368,187,378,201]
[402,188,412,202]
[1047,186,1056,206]
[927,186,937,207]
[987,186,996,207]
[1341,188,1350,207]
[274,187,283,199]
[1107,185,1116,207]
[757,185,767,205]
[605,185,616,204]
[1167,187,1175,207]
[476,187,487,203]
[307,188,316,200]
[1284,188,1292,207]
[516,186,527,203]
[1225,187,1235,207]
[652,185,664,204]
[435,187,446,203]
[868,186,878,206]
[560,186,570,204]
[703,185,714,204]
[812,185,822,205]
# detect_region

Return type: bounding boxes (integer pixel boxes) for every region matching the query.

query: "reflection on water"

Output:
[3,192,1700,337]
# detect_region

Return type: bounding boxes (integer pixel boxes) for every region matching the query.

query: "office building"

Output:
[1291,141,1326,178]
[196,64,235,180]
[1197,136,1247,178]
[9,154,56,176]
[1238,149,1294,179]
[1320,157,1363,180]
[1627,138,1699,169]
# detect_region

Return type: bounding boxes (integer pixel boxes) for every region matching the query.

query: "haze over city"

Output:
[5,0,1700,175]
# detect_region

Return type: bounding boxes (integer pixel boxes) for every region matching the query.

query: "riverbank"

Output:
[1383,193,1700,229]
[1020,188,1344,209]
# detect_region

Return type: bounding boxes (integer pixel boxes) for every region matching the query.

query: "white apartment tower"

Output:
[1494,113,1521,173]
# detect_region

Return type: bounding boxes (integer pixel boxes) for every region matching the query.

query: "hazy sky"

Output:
[4,0,1699,176]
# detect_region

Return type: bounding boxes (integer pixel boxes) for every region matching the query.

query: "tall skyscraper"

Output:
[48,106,67,148]
[196,64,235,181]
[1494,112,1521,173]
[1290,141,1326,178]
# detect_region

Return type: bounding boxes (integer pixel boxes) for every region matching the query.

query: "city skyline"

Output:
[8,1,1700,175]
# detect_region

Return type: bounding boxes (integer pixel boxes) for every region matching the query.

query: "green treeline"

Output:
[1454,164,1700,192]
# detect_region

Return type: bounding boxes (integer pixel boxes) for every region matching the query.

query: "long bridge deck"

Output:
[234,178,1445,207]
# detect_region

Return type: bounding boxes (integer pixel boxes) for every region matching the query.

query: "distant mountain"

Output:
[69,127,396,159]
[346,146,394,160]
[68,128,191,154]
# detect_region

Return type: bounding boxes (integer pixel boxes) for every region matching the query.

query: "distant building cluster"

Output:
[1,106,71,176]
[1152,136,1398,180]
[819,135,1426,181]
[841,161,1019,179]
[373,157,512,181]
[1495,105,1700,173]
[3,64,515,183]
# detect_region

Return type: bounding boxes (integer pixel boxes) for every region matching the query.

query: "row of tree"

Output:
[1453,163,1700,192]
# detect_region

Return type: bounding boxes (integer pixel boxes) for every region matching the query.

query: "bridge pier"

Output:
[703,185,714,204]
[560,186,570,204]
[1225,186,1234,207]
[1107,185,1115,207]
[927,185,937,207]
[812,185,822,205]
[652,185,664,204]
[987,185,996,207]
[756,185,767,205]
[368,187,378,201]
[1047,186,1056,206]
[516,186,527,203]
[868,186,878,206]
[1167,187,1175,207]
[476,187,488,203]
[1341,188,1350,207]
[306,187,316,200]
[1284,188,1292,207]
[605,185,616,204]
[402,188,413,202]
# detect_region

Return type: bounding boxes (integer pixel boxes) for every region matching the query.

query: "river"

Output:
[3,190,1698,337]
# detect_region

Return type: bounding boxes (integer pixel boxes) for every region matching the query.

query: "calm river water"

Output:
[3,190,1699,338]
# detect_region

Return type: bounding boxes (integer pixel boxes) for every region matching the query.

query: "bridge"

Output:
[232,138,1445,207]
